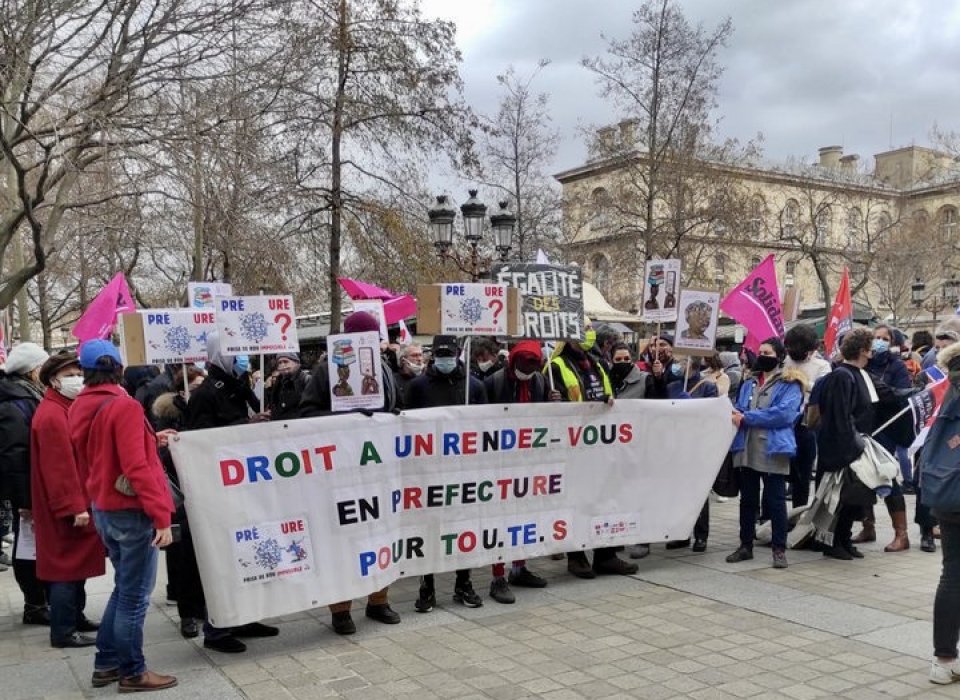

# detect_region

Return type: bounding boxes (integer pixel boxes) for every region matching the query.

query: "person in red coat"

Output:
[68,340,177,694]
[31,352,106,648]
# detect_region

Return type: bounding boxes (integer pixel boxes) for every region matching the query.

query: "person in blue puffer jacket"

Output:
[726,337,807,570]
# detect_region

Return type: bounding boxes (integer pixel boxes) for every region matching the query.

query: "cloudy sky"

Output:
[422,0,960,177]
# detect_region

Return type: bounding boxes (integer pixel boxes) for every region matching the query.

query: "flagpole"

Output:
[464,337,472,406]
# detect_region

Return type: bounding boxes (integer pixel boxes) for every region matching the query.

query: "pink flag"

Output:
[719,255,784,352]
[0,311,6,365]
[337,277,416,325]
[72,272,136,342]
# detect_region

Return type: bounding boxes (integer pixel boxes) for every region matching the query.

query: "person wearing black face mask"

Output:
[609,343,662,399]
[784,324,832,509]
[728,338,807,569]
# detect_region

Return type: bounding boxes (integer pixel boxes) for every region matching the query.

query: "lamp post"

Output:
[429,190,516,283]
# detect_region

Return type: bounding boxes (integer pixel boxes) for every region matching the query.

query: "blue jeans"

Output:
[738,469,787,550]
[49,581,86,644]
[92,509,158,678]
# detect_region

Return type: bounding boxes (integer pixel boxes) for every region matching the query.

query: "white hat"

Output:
[4,342,50,376]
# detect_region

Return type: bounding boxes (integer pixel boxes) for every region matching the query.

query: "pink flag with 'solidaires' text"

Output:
[72,272,136,342]
[719,254,785,352]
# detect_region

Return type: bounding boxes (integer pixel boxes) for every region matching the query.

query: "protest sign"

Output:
[215,295,299,354]
[188,281,233,309]
[416,284,520,336]
[170,398,736,626]
[492,263,584,340]
[641,259,681,323]
[674,289,721,355]
[139,309,215,364]
[327,331,385,412]
[349,299,389,341]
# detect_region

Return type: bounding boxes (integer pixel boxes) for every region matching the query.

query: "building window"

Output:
[782,199,800,238]
[913,209,930,231]
[748,195,765,236]
[785,260,797,275]
[591,188,610,229]
[750,256,761,269]
[815,206,832,246]
[847,207,862,247]
[784,260,797,288]
[591,254,611,297]
[940,206,958,238]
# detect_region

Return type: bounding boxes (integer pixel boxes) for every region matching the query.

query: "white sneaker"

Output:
[930,658,960,684]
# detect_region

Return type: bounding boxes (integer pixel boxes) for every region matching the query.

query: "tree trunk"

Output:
[328,0,348,334]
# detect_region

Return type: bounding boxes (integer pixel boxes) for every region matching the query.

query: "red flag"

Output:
[909,377,950,432]
[823,268,853,357]
[72,272,136,342]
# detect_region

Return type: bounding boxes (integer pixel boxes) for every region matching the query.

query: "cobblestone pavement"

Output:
[1,496,955,699]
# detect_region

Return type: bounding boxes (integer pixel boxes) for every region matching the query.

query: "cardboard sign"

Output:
[416,284,521,337]
[673,289,721,356]
[641,259,682,323]
[216,296,299,354]
[188,281,233,309]
[492,264,584,340]
[349,299,389,342]
[326,331,384,412]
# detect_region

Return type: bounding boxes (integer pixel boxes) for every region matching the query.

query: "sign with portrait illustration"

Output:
[492,263,584,340]
[673,289,720,356]
[326,331,384,412]
[641,259,681,323]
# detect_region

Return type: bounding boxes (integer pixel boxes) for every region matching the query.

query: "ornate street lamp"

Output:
[428,195,457,255]
[489,201,516,262]
[459,189,487,242]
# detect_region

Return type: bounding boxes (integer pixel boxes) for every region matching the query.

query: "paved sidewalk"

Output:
[1,496,954,699]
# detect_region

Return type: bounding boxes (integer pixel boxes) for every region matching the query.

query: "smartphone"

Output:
[359,347,375,377]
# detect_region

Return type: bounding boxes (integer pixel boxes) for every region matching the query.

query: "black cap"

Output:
[432,335,458,357]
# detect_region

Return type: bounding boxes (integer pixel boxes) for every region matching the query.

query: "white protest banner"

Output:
[492,263,584,340]
[141,309,216,365]
[170,398,735,627]
[349,299,388,341]
[440,283,509,335]
[327,331,385,412]
[642,259,681,323]
[673,289,721,356]
[188,281,233,309]
[216,295,299,354]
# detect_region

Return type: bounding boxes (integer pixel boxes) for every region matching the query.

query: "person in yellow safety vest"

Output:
[545,321,638,579]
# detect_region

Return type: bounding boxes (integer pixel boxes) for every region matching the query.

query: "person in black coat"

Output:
[180,332,275,654]
[407,335,487,612]
[265,353,309,422]
[297,311,402,634]
[815,328,876,560]
[0,343,50,624]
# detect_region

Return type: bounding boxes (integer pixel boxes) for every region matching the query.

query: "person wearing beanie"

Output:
[299,311,401,634]
[181,331,275,654]
[31,352,105,648]
[265,352,308,422]
[67,339,178,692]
[481,340,558,604]
[407,335,488,612]
[0,341,50,625]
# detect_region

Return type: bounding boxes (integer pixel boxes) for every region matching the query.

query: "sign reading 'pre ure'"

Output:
[215,295,300,354]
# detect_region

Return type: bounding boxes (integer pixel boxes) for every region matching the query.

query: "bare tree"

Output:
[0,1,259,312]
[279,0,474,332]
[580,0,736,300]
[477,61,561,261]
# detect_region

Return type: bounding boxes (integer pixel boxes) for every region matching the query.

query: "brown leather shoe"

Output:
[91,669,120,688]
[118,670,178,693]
[884,511,910,552]
[852,517,876,543]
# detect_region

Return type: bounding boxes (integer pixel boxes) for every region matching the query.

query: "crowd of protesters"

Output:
[2,311,960,689]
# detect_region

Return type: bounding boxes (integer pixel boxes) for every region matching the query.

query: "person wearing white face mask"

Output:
[30,351,105,648]
[394,343,424,410]
[469,336,503,381]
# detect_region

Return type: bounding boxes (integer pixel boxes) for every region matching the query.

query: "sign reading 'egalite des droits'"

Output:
[492,263,584,340]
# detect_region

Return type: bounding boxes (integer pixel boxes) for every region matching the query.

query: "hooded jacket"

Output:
[920,342,960,522]
[0,373,43,505]
[266,368,310,421]
[184,364,258,430]
[731,367,807,458]
[484,340,548,404]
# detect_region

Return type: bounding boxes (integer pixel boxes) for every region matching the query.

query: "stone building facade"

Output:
[556,134,960,330]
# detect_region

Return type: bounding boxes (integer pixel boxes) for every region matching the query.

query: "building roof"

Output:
[583,281,641,324]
